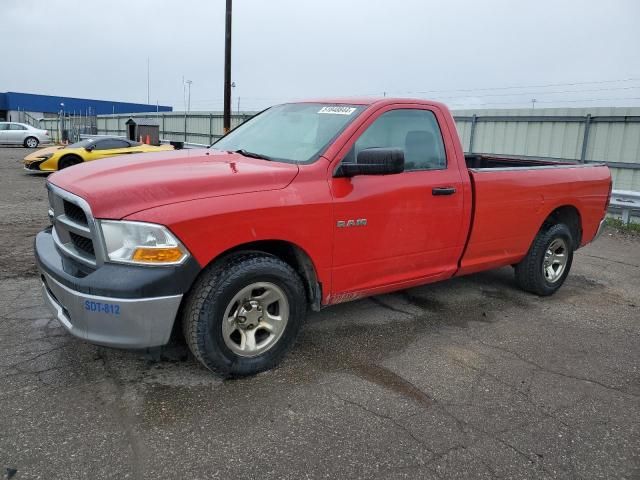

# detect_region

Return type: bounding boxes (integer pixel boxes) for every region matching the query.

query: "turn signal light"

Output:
[132,247,185,263]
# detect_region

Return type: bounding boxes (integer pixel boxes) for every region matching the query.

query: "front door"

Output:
[0,123,8,143]
[329,107,466,298]
[6,123,28,144]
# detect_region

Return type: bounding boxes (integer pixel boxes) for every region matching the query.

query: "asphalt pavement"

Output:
[1,146,638,479]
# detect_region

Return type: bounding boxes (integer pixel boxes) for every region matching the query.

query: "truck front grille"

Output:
[63,201,88,226]
[69,232,95,256]
[47,184,101,267]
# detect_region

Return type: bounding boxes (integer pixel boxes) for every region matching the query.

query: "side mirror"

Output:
[85,144,95,152]
[335,148,404,177]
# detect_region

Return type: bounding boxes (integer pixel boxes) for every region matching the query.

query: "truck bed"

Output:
[457,159,611,276]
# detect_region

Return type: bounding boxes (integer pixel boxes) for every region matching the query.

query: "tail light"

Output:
[44,130,49,136]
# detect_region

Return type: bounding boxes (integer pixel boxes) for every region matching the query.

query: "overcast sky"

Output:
[3,0,640,111]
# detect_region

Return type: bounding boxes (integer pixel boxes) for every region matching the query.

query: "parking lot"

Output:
[1,145,638,479]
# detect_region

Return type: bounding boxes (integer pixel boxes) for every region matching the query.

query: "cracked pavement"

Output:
[1,147,639,479]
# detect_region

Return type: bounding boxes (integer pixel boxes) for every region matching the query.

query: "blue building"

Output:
[0,91,172,120]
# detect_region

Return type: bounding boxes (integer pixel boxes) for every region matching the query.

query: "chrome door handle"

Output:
[432,187,456,196]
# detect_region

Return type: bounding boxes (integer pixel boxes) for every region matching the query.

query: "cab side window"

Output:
[343,109,447,171]
[9,123,27,130]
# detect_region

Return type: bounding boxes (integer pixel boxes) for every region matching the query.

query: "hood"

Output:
[49,149,299,219]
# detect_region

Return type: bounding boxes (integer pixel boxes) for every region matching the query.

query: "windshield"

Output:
[212,103,366,163]
[66,139,94,149]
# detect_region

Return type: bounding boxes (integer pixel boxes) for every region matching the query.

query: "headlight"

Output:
[99,220,189,265]
[38,153,53,160]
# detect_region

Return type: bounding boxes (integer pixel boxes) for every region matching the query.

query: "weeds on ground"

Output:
[605,217,640,236]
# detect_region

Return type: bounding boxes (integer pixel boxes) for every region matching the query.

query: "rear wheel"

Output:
[182,253,307,377]
[514,223,574,296]
[58,155,82,170]
[24,137,39,148]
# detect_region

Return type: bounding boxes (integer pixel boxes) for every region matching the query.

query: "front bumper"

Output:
[24,160,46,172]
[35,228,200,349]
[41,271,182,348]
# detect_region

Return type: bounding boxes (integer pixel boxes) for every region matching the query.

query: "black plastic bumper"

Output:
[24,160,45,171]
[34,227,201,299]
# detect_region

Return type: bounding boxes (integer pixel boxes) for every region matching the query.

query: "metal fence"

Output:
[37,116,97,143]
[97,112,252,146]
[453,107,640,191]
[37,112,252,145]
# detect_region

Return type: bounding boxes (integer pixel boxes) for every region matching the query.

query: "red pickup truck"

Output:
[35,98,611,376]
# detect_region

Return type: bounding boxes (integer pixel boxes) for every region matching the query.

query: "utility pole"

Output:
[184,79,192,141]
[231,81,237,115]
[182,75,186,111]
[223,0,232,133]
[59,103,65,144]
[186,80,193,113]
[531,98,537,109]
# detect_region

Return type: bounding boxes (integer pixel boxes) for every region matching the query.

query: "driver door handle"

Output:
[432,187,456,196]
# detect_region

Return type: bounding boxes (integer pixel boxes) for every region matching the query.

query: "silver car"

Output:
[0,122,51,148]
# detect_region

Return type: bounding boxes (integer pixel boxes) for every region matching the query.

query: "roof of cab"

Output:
[288,97,449,109]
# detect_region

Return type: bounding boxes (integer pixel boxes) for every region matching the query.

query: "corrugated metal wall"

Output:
[96,112,252,145]
[453,107,640,191]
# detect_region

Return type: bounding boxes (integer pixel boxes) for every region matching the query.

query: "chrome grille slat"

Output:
[52,228,97,266]
[47,184,104,268]
[56,215,91,236]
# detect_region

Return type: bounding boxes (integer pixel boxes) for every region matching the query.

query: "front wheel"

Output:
[24,137,39,148]
[58,155,82,170]
[514,223,574,296]
[182,253,307,377]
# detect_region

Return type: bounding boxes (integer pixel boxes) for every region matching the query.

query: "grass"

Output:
[605,217,640,236]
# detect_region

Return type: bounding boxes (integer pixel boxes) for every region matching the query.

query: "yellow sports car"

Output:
[24,137,174,172]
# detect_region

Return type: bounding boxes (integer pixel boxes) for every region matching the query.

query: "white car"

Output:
[0,122,51,148]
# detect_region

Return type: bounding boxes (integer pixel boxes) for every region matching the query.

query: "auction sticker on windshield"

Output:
[318,106,357,115]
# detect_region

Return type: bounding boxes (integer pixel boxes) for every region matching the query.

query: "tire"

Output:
[24,136,39,148]
[182,253,307,377]
[58,155,82,170]
[514,223,574,296]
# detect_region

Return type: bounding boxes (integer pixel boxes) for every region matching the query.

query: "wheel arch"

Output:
[540,205,582,249]
[204,240,322,312]
[57,153,84,169]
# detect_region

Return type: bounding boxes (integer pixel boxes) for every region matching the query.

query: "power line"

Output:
[189,78,640,106]
[447,96,640,108]
[361,77,640,97]
[428,85,640,100]
[184,77,640,111]
[151,76,640,111]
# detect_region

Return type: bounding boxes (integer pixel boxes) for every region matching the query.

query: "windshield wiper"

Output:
[233,149,272,161]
